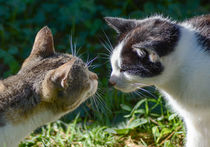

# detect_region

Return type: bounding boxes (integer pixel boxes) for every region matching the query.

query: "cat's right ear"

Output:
[104,17,137,34]
[30,26,55,58]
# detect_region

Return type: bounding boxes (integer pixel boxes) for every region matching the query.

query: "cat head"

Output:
[20,26,98,112]
[105,16,180,92]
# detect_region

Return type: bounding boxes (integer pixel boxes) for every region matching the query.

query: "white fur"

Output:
[110,20,210,147]
[110,41,123,76]
[110,41,139,92]
[0,109,63,147]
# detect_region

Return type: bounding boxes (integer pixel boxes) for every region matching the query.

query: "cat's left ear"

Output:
[41,58,76,102]
[30,26,55,58]
[50,58,76,89]
[104,17,137,34]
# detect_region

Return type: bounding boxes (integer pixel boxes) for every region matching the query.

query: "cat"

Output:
[0,26,98,147]
[105,14,210,147]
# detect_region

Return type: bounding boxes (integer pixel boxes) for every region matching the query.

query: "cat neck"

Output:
[0,75,54,147]
[0,75,36,113]
[157,24,210,116]
[0,106,62,147]
[156,25,210,146]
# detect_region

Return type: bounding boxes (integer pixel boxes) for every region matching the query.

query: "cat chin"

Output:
[114,85,138,93]
[117,89,135,93]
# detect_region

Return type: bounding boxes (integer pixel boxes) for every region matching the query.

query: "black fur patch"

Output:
[104,17,137,34]
[120,18,180,77]
[121,56,164,77]
[186,14,210,52]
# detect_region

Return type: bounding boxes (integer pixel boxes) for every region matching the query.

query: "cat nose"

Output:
[108,80,116,87]
[108,79,116,87]
[109,75,118,87]
[89,72,98,80]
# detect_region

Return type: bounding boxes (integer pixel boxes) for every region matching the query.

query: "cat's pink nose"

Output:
[108,79,116,87]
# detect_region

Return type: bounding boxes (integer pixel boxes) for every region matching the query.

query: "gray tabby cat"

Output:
[0,26,98,147]
[105,14,210,147]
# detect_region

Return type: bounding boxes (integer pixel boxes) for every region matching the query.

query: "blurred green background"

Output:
[0,0,209,146]
[0,0,209,77]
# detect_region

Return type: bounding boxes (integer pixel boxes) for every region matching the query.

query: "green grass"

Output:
[20,89,185,147]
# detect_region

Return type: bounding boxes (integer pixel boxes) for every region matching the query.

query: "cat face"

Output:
[20,26,98,112]
[105,16,180,92]
[41,57,98,112]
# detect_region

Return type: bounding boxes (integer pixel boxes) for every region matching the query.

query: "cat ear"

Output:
[31,26,55,58]
[104,17,137,34]
[132,42,160,62]
[50,58,76,89]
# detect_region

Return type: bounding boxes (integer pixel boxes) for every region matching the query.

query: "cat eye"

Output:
[133,47,147,58]
[120,68,126,72]
[58,90,64,97]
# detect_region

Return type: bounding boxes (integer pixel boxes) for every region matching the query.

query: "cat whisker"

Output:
[69,36,78,57]
[133,83,157,92]
[86,54,90,64]
[95,56,110,65]
[99,39,112,54]
[91,95,100,113]
[85,54,91,68]
[136,87,157,99]
[69,36,74,56]
[97,33,113,54]
[98,53,110,60]
[89,64,101,69]
[95,93,105,111]
[95,91,111,113]
[90,94,103,113]
[132,83,148,87]
[130,82,157,98]
[76,47,82,58]
[102,29,114,51]
[74,42,77,56]
[133,91,145,98]
[87,56,98,68]
[87,87,104,113]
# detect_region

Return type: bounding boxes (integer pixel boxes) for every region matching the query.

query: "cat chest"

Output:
[0,110,61,147]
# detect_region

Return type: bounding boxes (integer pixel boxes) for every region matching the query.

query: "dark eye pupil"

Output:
[58,90,64,97]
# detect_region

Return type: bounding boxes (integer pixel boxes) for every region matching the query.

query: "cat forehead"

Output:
[119,19,179,57]
[123,17,174,38]
[19,53,74,74]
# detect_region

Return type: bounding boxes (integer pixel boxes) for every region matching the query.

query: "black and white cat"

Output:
[105,14,210,147]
